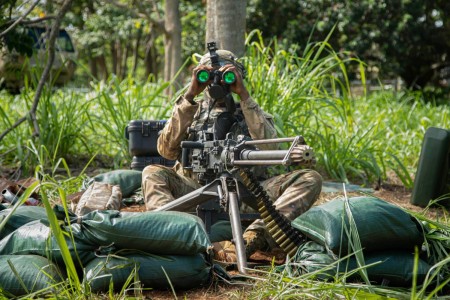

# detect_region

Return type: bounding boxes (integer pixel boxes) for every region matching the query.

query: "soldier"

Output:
[142,48,322,262]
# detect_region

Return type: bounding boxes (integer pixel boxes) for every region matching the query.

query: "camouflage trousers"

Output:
[142,165,322,249]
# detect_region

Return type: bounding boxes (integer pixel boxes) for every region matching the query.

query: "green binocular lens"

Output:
[222,71,236,84]
[196,70,210,83]
[195,69,236,84]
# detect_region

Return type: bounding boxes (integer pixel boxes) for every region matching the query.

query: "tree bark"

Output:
[88,49,98,79]
[206,0,246,56]
[86,1,98,79]
[144,36,157,79]
[111,40,118,75]
[164,0,182,95]
[132,27,142,77]
[97,55,109,80]
[122,43,130,79]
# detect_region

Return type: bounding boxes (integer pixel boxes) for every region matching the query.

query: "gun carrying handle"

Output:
[181,141,204,149]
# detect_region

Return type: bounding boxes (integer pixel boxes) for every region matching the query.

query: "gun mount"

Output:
[156,134,314,274]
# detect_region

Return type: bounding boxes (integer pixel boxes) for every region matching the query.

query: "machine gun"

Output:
[155,132,315,274]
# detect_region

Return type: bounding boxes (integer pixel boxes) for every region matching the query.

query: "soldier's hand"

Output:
[220,65,250,101]
[290,145,316,166]
[184,65,213,101]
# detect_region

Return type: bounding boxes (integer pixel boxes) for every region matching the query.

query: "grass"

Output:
[0,32,450,298]
[1,35,449,184]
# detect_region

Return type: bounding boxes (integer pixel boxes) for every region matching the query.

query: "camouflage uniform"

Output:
[142,50,322,253]
[142,95,322,240]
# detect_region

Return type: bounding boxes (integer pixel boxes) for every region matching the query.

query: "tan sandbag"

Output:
[76,182,122,216]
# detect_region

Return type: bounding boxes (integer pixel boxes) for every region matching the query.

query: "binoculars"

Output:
[196,69,236,85]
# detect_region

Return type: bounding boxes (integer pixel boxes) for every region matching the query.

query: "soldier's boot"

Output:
[212,230,268,263]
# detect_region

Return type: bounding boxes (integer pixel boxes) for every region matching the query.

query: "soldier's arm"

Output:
[221,64,278,150]
[239,96,278,150]
[157,96,198,160]
[158,65,211,160]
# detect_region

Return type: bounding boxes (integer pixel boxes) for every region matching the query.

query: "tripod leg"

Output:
[228,191,247,274]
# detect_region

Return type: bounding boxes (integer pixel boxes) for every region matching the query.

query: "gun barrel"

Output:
[233,160,290,166]
[239,149,288,161]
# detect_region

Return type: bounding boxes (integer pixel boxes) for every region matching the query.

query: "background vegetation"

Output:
[1,1,450,298]
[1,33,449,187]
[1,1,449,92]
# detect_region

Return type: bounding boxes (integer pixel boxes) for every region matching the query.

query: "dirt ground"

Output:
[0,167,446,299]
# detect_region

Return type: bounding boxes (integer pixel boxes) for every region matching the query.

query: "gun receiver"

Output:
[182,134,313,182]
[156,134,314,274]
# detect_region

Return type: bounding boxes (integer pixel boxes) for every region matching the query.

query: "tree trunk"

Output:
[88,49,98,79]
[122,43,130,79]
[86,1,98,79]
[206,0,246,56]
[97,55,109,80]
[132,27,142,77]
[164,0,182,94]
[144,37,157,79]
[111,41,118,75]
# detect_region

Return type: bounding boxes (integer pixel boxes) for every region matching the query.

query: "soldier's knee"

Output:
[142,165,174,184]
[143,164,166,174]
[290,169,323,201]
[290,169,322,186]
[304,170,323,186]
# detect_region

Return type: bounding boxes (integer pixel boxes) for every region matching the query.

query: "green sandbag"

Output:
[79,210,212,255]
[293,241,431,287]
[209,220,233,243]
[84,251,211,292]
[291,196,424,254]
[0,254,65,297]
[92,170,142,197]
[208,220,246,243]
[0,206,48,239]
[0,220,98,267]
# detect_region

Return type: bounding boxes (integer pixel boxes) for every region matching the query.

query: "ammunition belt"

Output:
[239,168,307,257]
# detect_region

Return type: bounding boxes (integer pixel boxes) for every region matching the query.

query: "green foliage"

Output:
[3,26,35,56]
[72,5,141,58]
[0,75,170,175]
[1,35,449,185]
[84,75,170,168]
[180,0,206,61]
[247,0,450,90]
[244,30,382,185]
[242,31,450,186]
[66,0,206,83]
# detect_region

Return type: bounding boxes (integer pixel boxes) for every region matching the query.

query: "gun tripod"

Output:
[154,171,259,274]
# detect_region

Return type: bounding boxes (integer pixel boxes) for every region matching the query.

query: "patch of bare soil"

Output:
[140,284,252,300]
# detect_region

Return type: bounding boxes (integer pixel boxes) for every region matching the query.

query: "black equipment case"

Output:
[125,120,176,170]
[410,127,450,207]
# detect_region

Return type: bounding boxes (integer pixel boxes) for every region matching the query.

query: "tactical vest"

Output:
[188,99,249,141]
[187,99,266,179]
